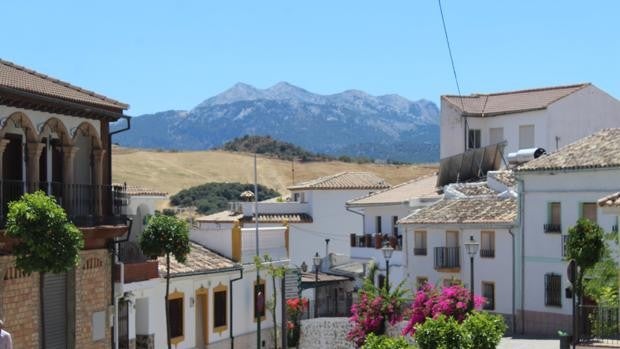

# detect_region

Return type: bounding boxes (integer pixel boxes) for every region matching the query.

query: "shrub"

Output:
[361,333,414,349]
[415,315,472,349]
[402,283,485,336]
[462,311,506,349]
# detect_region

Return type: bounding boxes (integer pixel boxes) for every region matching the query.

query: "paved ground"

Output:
[499,336,559,349]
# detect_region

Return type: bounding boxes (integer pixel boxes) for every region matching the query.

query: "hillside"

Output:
[111,147,438,201]
[112,82,440,163]
[220,135,330,161]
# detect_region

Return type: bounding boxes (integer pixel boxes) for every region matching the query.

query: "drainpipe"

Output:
[517,176,526,334]
[508,228,516,335]
[229,268,244,349]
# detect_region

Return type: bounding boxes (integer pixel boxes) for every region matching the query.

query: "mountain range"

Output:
[112,82,440,162]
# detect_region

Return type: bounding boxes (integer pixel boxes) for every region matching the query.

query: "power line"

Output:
[438,0,465,111]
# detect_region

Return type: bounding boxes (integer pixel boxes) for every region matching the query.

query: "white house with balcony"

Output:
[440,83,620,159]
[514,128,620,336]
[399,178,519,332]
[345,175,441,288]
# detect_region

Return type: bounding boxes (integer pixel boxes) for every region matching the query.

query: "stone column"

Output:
[62,146,79,185]
[26,142,45,191]
[92,148,106,217]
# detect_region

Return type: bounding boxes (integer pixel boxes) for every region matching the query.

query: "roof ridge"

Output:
[0,58,129,109]
[442,83,590,99]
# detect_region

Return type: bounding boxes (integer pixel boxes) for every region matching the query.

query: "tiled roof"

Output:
[196,210,243,223]
[0,59,128,110]
[487,170,516,187]
[241,213,313,223]
[598,193,620,208]
[288,172,390,191]
[158,242,239,277]
[114,183,167,197]
[451,183,496,196]
[517,128,620,172]
[300,272,351,284]
[347,175,439,206]
[442,83,589,117]
[399,197,517,225]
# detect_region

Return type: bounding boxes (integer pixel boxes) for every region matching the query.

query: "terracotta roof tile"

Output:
[114,183,167,197]
[241,213,313,223]
[347,175,439,206]
[0,59,128,110]
[598,192,620,208]
[451,183,497,196]
[517,128,620,172]
[196,210,243,223]
[442,83,589,117]
[487,170,516,187]
[400,197,517,225]
[158,242,239,277]
[288,172,390,191]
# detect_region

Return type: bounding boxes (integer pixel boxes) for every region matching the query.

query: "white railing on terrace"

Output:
[232,201,311,215]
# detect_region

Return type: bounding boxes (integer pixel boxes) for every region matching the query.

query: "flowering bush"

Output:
[286,297,308,346]
[347,263,409,347]
[402,283,485,336]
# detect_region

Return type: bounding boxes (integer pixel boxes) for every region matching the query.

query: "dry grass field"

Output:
[112,147,438,199]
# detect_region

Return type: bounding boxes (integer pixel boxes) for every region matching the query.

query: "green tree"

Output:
[140,214,190,349]
[255,254,286,349]
[5,191,83,273]
[583,231,619,306]
[565,218,605,298]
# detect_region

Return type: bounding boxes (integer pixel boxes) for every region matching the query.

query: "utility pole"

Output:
[255,152,261,348]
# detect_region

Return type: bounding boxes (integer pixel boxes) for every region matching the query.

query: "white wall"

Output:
[405,226,515,316]
[191,222,234,260]
[519,168,620,315]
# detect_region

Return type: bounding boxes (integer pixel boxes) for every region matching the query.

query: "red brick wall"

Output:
[76,249,111,349]
[0,257,40,349]
[0,249,112,349]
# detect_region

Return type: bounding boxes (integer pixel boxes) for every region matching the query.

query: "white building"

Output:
[440,83,620,159]
[345,175,441,287]
[399,180,518,331]
[514,128,620,335]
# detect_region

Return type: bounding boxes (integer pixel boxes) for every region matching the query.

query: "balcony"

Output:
[434,247,460,270]
[480,249,495,258]
[0,180,127,228]
[114,241,159,283]
[544,223,562,233]
[349,233,402,250]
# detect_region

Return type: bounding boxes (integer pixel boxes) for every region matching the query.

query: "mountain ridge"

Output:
[113,82,440,162]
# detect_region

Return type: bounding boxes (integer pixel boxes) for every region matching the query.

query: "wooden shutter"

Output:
[550,203,561,225]
[519,125,535,149]
[582,203,597,223]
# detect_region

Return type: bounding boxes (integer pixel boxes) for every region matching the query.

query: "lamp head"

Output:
[464,235,480,257]
[381,243,394,260]
[312,252,321,267]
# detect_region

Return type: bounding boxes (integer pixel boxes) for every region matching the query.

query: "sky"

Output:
[2,1,619,116]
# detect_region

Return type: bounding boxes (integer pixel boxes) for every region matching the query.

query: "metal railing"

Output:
[434,247,460,269]
[480,249,495,258]
[117,241,149,263]
[544,223,562,233]
[349,233,402,250]
[578,305,620,345]
[0,180,127,228]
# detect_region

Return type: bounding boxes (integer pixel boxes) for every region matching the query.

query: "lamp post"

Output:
[464,235,480,307]
[381,243,394,289]
[313,252,321,318]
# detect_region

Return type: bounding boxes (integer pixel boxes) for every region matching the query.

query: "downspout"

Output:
[229,268,244,349]
[517,176,526,334]
[111,218,133,349]
[508,228,516,335]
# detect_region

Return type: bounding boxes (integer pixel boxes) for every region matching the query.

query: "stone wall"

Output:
[519,310,571,336]
[0,256,40,349]
[207,328,274,349]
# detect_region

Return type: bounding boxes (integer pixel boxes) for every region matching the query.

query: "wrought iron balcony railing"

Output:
[434,246,460,269]
[544,223,562,233]
[0,180,128,228]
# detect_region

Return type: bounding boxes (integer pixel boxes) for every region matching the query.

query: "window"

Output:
[378,274,386,289]
[213,283,228,333]
[489,127,504,145]
[480,231,495,258]
[254,280,266,320]
[392,216,398,235]
[414,231,427,255]
[468,129,481,149]
[519,125,535,149]
[376,216,382,234]
[545,202,562,233]
[416,277,428,290]
[167,292,184,344]
[482,282,495,310]
[581,203,597,223]
[545,273,562,307]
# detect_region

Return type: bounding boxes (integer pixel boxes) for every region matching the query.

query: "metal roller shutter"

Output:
[43,272,67,349]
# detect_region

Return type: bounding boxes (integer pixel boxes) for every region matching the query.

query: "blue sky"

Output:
[2,1,619,115]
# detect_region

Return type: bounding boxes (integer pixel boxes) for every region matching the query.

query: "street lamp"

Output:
[381,243,394,289]
[464,235,480,307]
[313,252,321,318]
[300,261,308,273]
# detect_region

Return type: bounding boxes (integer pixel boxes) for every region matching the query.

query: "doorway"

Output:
[195,289,208,348]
